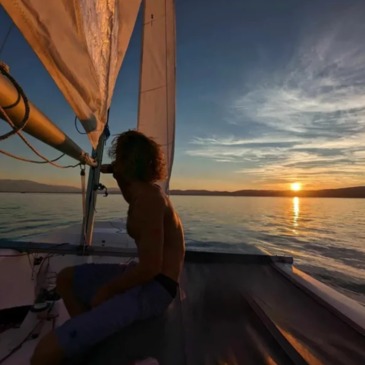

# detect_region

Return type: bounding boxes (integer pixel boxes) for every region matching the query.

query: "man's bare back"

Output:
[126,183,185,282]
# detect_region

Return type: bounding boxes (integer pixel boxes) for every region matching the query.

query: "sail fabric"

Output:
[137,0,176,191]
[1,0,141,149]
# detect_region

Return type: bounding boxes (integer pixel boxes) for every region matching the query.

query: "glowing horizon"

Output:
[0,174,360,193]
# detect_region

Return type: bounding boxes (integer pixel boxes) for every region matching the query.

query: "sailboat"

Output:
[0,1,364,364]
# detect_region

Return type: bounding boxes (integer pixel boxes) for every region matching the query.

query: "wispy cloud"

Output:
[187,4,365,188]
[190,136,300,147]
[234,6,365,136]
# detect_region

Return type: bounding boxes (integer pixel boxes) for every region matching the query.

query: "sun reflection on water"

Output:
[293,197,300,228]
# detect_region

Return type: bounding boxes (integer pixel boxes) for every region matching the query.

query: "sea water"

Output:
[0,193,364,305]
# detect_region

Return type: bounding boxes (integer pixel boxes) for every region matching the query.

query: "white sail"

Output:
[137,0,176,191]
[1,0,141,149]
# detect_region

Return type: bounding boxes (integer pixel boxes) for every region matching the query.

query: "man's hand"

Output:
[91,285,115,308]
[100,164,113,174]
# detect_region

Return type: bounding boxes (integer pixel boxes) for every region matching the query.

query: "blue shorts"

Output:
[55,261,175,358]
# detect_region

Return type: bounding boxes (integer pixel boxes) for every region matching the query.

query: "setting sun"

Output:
[291,182,302,191]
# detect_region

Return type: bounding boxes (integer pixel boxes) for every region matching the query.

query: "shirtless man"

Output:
[31,130,185,365]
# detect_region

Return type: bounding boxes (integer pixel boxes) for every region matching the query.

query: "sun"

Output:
[291,182,302,191]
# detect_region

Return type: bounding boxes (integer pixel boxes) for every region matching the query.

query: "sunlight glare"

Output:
[291,182,301,191]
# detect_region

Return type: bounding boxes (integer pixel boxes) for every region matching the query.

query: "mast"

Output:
[82,126,108,246]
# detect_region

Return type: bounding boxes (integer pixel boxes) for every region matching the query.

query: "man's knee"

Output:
[56,267,74,296]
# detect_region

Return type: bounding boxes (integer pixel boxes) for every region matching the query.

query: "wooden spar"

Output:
[0,72,96,166]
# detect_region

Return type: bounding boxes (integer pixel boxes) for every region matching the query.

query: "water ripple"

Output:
[0,193,364,306]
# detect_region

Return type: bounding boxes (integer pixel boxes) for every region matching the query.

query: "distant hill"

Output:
[1,179,364,198]
[170,186,365,198]
[0,179,80,193]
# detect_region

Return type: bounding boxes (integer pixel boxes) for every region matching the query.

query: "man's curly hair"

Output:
[109,130,167,183]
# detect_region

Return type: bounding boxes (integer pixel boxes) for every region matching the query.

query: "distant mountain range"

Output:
[170,186,365,198]
[0,179,80,193]
[0,179,365,198]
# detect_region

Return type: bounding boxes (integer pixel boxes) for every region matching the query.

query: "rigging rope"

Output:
[0,320,43,364]
[0,148,71,165]
[74,115,87,134]
[0,249,65,364]
[0,23,14,58]
[80,165,86,219]
[0,103,80,168]
[0,64,80,168]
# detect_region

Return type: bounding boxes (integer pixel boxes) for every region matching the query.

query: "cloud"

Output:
[233,5,365,137]
[186,4,365,188]
[190,136,300,147]
[186,137,291,164]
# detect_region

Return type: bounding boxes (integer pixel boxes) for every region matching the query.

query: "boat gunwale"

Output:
[0,239,293,264]
[274,262,365,336]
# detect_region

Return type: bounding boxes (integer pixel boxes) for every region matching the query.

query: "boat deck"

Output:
[83,261,365,365]
[0,220,364,364]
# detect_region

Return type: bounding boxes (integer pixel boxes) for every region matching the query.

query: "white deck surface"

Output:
[0,220,135,364]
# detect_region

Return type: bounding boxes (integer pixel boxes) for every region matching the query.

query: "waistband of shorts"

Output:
[154,273,178,298]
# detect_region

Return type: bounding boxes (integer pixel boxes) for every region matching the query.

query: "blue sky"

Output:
[1,0,365,191]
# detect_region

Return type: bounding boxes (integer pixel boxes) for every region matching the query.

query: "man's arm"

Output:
[100,164,114,174]
[91,194,165,306]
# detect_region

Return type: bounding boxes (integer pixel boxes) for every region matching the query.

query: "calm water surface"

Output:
[0,193,364,305]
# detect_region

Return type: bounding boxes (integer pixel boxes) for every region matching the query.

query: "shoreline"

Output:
[1,191,365,199]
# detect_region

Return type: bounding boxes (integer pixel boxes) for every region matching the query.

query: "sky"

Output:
[0,0,365,191]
